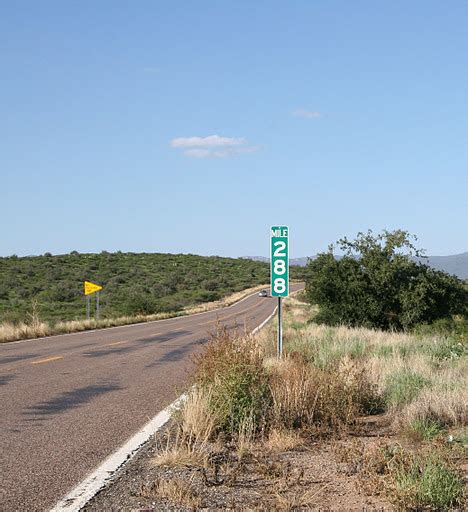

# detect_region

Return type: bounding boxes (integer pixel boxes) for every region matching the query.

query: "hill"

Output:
[245,252,468,279]
[0,252,299,324]
[414,252,468,279]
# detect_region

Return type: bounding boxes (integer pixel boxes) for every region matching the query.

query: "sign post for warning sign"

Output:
[270,226,289,358]
[84,281,103,320]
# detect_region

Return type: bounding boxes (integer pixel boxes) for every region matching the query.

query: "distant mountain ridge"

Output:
[244,252,468,280]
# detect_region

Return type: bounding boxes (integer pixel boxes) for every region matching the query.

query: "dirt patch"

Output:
[84,416,394,511]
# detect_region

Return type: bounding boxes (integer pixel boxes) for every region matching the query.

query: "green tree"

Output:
[306,230,467,330]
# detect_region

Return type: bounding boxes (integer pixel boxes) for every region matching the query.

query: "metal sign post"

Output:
[277,296,283,357]
[270,226,289,358]
[86,295,90,320]
[96,291,100,320]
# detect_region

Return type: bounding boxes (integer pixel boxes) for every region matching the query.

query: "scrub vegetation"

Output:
[306,230,467,330]
[0,283,270,343]
[0,251,305,342]
[139,294,466,511]
[0,252,274,322]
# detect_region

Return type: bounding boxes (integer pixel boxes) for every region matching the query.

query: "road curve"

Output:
[0,284,303,511]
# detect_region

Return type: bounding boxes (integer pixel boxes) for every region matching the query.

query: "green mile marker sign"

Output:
[270,226,289,297]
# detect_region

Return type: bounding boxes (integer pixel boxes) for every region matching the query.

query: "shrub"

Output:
[306,230,467,330]
[268,356,382,432]
[194,330,270,435]
[430,339,466,362]
[414,316,468,343]
[389,451,464,510]
[406,417,444,441]
[268,356,321,429]
[384,368,430,408]
[122,292,160,315]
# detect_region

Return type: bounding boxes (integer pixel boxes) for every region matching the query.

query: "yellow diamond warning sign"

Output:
[84,281,103,295]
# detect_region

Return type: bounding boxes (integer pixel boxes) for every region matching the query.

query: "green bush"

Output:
[407,418,444,441]
[306,230,467,331]
[384,368,430,407]
[414,316,468,351]
[194,331,270,435]
[390,452,464,510]
[122,291,160,315]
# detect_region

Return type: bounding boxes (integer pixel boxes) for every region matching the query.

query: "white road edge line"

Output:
[50,395,187,512]
[49,303,280,512]
[251,305,278,335]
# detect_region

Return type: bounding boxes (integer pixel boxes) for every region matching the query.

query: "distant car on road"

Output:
[258,290,268,297]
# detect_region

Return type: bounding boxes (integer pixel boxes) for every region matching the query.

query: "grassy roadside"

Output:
[125,293,467,511]
[0,284,270,343]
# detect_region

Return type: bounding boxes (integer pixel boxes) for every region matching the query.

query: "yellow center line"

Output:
[198,303,265,326]
[31,356,64,365]
[198,320,214,326]
[194,294,274,327]
[104,340,128,347]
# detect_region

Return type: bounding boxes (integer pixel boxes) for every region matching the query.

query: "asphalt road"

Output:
[0,284,302,511]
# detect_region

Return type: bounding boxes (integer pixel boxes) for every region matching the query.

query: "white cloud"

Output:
[293,109,322,119]
[171,134,258,158]
[184,148,238,158]
[183,149,213,158]
[171,135,246,148]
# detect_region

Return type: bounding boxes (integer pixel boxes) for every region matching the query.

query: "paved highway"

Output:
[0,284,302,511]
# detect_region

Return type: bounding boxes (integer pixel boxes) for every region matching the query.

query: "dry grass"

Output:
[152,428,208,468]
[264,428,303,452]
[0,321,52,342]
[0,284,268,343]
[152,388,220,469]
[143,293,465,511]
[0,312,182,343]
[235,414,256,459]
[273,490,302,511]
[183,295,466,443]
[360,443,465,511]
[282,294,312,324]
[268,356,320,429]
[279,306,467,432]
[178,386,219,442]
[141,475,203,509]
[268,354,380,432]
[273,483,336,511]
[397,387,468,430]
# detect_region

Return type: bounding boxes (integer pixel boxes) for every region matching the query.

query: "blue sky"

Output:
[1,1,467,258]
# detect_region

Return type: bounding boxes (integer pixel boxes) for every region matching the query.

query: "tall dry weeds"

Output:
[194,328,270,436]
[179,386,218,443]
[268,355,320,429]
[268,354,381,432]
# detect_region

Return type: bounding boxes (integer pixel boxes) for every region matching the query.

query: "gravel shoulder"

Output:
[84,415,395,511]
